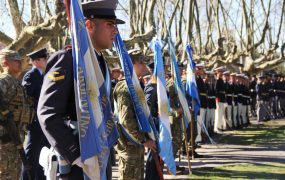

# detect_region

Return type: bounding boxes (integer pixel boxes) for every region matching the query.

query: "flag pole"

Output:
[190,107,195,160]
[64,0,71,24]
[179,119,183,162]
[151,150,164,180]
[181,116,192,175]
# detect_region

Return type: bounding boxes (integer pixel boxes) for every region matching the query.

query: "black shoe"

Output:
[191,152,204,158]
[195,143,202,148]
[176,165,185,175]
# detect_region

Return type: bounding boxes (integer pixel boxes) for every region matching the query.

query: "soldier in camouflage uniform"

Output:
[113,52,156,180]
[166,77,182,158]
[166,75,187,174]
[0,50,33,180]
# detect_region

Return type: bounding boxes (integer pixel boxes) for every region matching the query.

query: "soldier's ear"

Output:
[1,59,9,67]
[85,19,93,30]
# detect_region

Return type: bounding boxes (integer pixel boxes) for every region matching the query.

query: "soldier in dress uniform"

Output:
[21,48,50,180]
[195,62,207,143]
[240,75,248,126]
[249,75,257,117]
[236,74,244,128]
[278,75,285,116]
[268,74,277,119]
[37,0,125,179]
[223,71,234,129]
[205,71,216,134]
[256,75,270,124]
[113,52,156,180]
[243,76,251,126]
[214,67,226,132]
[276,74,284,117]
[230,73,239,128]
[0,49,33,180]
[264,75,272,120]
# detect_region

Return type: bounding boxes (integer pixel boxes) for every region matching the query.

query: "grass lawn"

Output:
[189,162,285,179]
[219,120,285,148]
[188,120,285,179]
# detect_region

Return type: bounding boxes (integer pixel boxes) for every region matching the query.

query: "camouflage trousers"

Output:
[0,143,20,180]
[116,144,145,180]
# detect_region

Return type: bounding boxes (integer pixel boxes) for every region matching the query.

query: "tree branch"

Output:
[0,31,13,46]
[6,0,26,36]
[124,27,156,49]
[6,12,67,53]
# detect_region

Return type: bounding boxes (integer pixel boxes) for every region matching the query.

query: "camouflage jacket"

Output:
[0,72,34,125]
[113,79,147,146]
[166,78,182,122]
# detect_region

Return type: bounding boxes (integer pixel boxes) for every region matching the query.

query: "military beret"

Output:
[0,49,22,61]
[82,0,125,24]
[27,48,48,60]
[110,63,121,71]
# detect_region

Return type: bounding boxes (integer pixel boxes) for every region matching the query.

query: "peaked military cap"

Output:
[27,48,48,60]
[148,62,154,71]
[82,0,125,24]
[128,49,147,64]
[0,49,22,61]
[196,62,205,69]
[223,71,230,75]
[214,66,225,72]
[206,71,214,75]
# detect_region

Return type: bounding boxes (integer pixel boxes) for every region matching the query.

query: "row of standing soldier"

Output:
[1,0,285,179]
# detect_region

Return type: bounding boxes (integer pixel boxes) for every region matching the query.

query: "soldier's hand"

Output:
[143,140,157,152]
[177,107,183,115]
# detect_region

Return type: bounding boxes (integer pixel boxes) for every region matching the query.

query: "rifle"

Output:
[0,93,32,180]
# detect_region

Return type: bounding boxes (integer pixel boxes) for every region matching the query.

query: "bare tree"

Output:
[1,0,284,74]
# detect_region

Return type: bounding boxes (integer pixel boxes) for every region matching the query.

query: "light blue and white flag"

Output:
[168,39,192,128]
[185,44,201,118]
[151,39,176,175]
[70,0,119,179]
[113,33,155,141]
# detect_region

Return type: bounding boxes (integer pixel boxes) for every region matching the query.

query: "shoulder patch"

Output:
[47,70,66,82]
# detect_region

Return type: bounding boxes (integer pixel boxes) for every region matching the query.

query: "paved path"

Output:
[112,119,285,179]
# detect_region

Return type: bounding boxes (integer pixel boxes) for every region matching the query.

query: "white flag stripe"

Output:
[176,86,191,124]
[157,78,172,134]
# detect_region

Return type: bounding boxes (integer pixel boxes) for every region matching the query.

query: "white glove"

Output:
[72,157,83,168]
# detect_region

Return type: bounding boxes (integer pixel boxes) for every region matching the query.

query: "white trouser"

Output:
[214,102,225,132]
[233,105,238,127]
[241,105,247,124]
[206,108,215,129]
[226,105,233,128]
[238,103,243,125]
[196,108,206,142]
